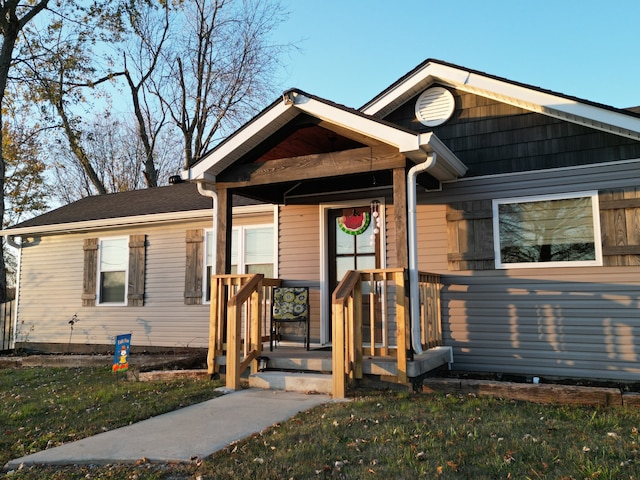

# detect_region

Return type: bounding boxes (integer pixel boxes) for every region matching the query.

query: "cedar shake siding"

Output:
[384,88,640,177]
[415,160,640,382]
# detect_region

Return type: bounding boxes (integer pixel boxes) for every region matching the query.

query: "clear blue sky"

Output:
[271,0,640,109]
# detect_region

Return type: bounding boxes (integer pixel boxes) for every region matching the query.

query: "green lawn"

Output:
[2,367,640,479]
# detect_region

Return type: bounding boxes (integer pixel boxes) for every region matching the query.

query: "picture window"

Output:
[493,192,602,269]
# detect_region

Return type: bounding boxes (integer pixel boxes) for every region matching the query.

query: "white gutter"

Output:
[407,152,437,355]
[1,209,214,237]
[197,182,218,274]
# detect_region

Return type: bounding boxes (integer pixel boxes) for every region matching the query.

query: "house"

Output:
[5,58,640,388]
[182,59,640,386]
[3,181,277,353]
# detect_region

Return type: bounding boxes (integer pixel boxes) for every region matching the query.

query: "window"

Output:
[493,192,602,269]
[98,237,128,304]
[204,225,274,301]
[83,235,145,307]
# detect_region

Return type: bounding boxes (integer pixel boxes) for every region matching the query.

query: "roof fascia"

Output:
[288,91,420,152]
[3,203,276,238]
[182,88,468,184]
[183,99,298,181]
[289,93,466,180]
[2,209,214,237]
[362,61,640,141]
[415,132,468,180]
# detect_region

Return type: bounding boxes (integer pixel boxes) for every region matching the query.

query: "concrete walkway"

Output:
[5,389,335,469]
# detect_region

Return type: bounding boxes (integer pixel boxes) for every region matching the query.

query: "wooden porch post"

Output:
[215,187,232,274]
[393,166,411,380]
[392,167,409,269]
[207,187,232,377]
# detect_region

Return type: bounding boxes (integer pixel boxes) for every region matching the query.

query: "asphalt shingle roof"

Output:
[8,182,259,231]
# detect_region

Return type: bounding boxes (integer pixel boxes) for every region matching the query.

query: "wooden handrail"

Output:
[331,268,442,399]
[229,273,263,307]
[208,274,282,391]
[332,270,361,303]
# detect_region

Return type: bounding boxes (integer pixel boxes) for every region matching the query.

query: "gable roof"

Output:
[3,182,261,236]
[361,59,640,141]
[182,89,468,184]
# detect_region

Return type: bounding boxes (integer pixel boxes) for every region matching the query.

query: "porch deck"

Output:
[259,344,452,380]
[209,269,447,398]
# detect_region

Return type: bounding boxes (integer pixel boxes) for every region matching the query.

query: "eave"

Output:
[361,60,640,142]
[183,90,467,185]
[1,204,273,238]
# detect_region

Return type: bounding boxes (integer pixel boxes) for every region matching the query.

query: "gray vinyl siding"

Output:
[278,204,321,343]
[16,209,276,351]
[415,159,640,382]
[442,268,640,382]
[16,221,212,349]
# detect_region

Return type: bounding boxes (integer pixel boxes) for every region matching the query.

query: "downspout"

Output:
[197,182,218,273]
[407,152,437,355]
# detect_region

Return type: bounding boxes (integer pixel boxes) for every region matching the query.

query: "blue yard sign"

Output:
[112,334,132,372]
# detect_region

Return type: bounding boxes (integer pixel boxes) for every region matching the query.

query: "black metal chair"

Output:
[270,287,310,351]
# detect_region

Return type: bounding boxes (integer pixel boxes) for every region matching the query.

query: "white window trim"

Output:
[96,236,129,306]
[492,191,602,269]
[203,223,276,303]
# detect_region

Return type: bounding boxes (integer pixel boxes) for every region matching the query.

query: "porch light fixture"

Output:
[257,356,270,371]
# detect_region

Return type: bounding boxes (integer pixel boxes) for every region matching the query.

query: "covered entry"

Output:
[182,89,466,396]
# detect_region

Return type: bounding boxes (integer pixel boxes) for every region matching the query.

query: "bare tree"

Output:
[11,0,288,207]
[50,111,182,203]
[151,0,287,168]
[19,2,132,196]
[120,2,172,187]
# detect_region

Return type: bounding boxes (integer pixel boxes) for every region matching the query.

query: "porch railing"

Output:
[209,269,442,397]
[332,268,442,398]
[208,274,281,390]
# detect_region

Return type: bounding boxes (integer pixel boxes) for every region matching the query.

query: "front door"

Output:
[327,205,381,341]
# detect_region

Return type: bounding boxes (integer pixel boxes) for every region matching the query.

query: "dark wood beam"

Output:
[217,145,405,189]
[393,167,408,269]
[215,187,231,275]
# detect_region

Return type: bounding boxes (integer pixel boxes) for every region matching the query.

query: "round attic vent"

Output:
[415,86,455,127]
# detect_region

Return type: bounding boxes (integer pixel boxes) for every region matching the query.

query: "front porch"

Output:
[207,269,452,398]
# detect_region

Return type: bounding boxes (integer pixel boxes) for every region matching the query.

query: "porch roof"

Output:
[182,89,467,185]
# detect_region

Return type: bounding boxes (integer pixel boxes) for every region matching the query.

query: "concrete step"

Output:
[263,354,332,373]
[249,371,332,395]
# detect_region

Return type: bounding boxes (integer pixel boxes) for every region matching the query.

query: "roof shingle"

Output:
[8,182,259,230]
